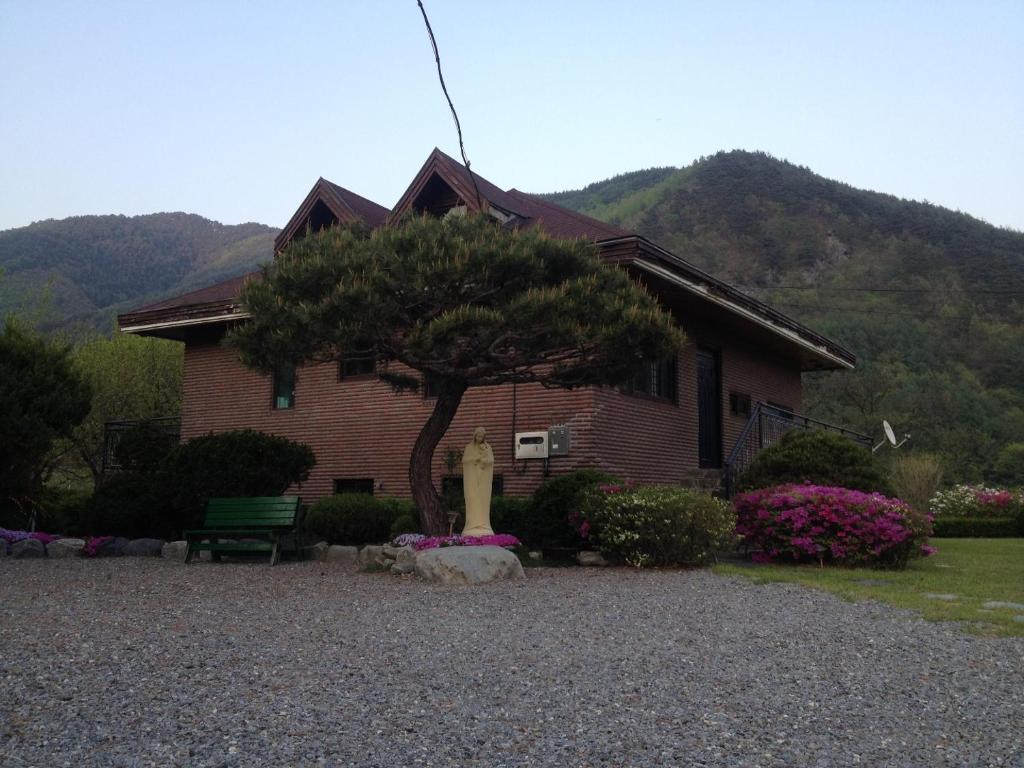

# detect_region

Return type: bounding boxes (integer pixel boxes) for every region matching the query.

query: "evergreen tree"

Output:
[230,214,684,534]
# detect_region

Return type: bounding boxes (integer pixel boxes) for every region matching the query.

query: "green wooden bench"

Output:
[183,496,301,566]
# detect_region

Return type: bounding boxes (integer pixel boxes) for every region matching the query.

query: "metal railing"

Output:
[722,403,871,497]
[101,417,181,475]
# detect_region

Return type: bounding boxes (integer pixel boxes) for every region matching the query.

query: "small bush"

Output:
[889,453,943,513]
[82,472,172,539]
[389,513,420,539]
[305,493,393,544]
[932,516,1019,538]
[929,484,1023,518]
[579,484,736,567]
[490,495,534,541]
[530,469,620,550]
[738,430,891,495]
[37,487,92,536]
[734,484,933,569]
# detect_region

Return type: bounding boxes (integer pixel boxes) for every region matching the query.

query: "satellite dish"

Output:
[873,420,899,453]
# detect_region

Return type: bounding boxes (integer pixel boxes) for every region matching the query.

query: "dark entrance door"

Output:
[697,347,722,468]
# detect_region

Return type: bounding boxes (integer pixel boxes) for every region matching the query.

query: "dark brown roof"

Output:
[126,272,258,315]
[117,150,854,369]
[324,181,389,229]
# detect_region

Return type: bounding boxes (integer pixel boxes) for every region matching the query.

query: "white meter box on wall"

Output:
[515,431,549,460]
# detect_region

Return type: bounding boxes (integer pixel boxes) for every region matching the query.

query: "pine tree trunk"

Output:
[409,381,468,536]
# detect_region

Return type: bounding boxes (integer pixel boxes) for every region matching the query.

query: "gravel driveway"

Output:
[1,559,1021,767]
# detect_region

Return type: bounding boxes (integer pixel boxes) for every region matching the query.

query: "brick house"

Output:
[118,149,854,501]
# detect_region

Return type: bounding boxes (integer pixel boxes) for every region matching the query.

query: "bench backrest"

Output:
[203,496,301,529]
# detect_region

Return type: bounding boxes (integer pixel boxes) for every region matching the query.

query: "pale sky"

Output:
[1,1,1022,232]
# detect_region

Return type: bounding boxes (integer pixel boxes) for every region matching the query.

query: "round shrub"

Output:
[734,484,933,568]
[389,513,420,539]
[490,495,533,542]
[581,484,736,567]
[530,469,620,550]
[305,493,393,545]
[163,429,315,535]
[988,443,1024,487]
[738,430,891,495]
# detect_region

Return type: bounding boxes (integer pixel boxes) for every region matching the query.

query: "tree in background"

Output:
[56,333,183,484]
[230,214,684,535]
[0,318,91,526]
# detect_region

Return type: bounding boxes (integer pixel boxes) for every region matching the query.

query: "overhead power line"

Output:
[744,285,1024,296]
[415,0,484,211]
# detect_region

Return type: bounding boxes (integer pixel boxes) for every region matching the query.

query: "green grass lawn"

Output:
[713,538,1024,637]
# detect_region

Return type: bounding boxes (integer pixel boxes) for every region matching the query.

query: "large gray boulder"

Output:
[304,541,329,561]
[49,538,86,559]
[12,539,45,558]
[415,546,525,585]
[97,537,130,557]
[123,538,166,557]
[326,545,359,564]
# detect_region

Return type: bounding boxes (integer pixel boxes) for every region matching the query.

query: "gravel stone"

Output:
[11,539,44,558]
[161,540,187,560]
[577,550,609,566]
[122,538,166,557]
[48,539,86,559]
[358,545,384,565]
[0,561,1020,767]
[304,541,329,561]
[325,545,358,564]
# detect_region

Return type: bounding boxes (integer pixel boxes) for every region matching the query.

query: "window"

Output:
[334,478,375,495]
[272,364,295,409]
[339,356,375,380]
[423,373,439,399]
[627,356,677,402]
[729,392,752,418]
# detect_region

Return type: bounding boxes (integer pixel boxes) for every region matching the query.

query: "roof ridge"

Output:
[505,189,629,237]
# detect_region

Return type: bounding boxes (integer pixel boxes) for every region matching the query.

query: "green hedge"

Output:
[932,516,1020,538]
[529,469,620,550]
[304,493,405,545]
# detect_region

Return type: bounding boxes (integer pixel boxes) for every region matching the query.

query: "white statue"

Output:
[461,426,494,536]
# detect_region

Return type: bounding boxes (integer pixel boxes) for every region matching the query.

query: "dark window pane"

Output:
[729,391,752,417]
[628,356,676,401]
[334,478,375,495]
[273,364,295,409]
[339,356,375,379]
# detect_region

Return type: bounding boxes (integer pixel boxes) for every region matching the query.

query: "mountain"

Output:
[0,213,277,333]
[542,151,1024,481]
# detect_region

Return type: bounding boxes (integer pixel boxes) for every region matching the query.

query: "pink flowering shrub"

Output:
[734,484,933,569]
[412,534,521,551]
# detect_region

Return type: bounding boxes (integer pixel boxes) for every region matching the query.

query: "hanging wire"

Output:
[415,0,484,211]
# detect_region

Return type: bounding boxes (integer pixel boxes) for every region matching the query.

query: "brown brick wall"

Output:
[181,324,801,503]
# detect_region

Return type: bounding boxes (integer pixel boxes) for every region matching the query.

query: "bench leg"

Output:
[211,538,222,563]
[184,539,194,564]
[269,536,280,566]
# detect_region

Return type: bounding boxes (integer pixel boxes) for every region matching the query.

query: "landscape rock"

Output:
[982,600,1024,611]
[382,545,405,559]
[48,538,86,558]
[395,546,416,566]
[528,550,543,561]
[12,539,45,558]
[123,538,166,557]
[577,550,608,567]
[161,541,188,560]
[924,593,959,601]
[358,545,384,566]
[304,541,329,561]
[326,545,359,564]
[414,545,525,585]
[97,537,131,557]
[390,561,415,575]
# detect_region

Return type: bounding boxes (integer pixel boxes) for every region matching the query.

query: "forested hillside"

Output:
[544,151,1024,481]
[0,213,276,333]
